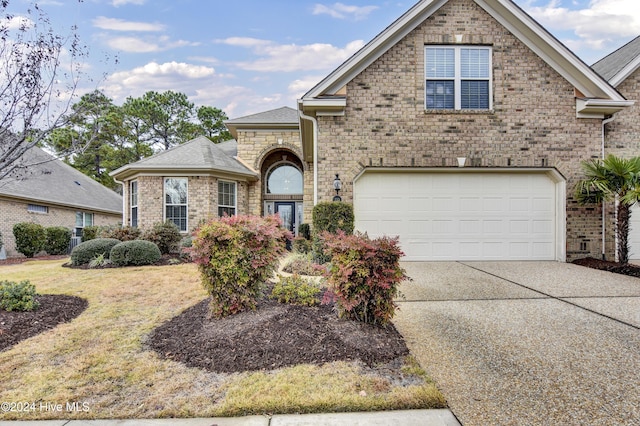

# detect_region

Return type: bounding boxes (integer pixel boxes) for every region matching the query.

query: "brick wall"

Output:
[0,197,120,258]
[124,175,251,233]
[235,129,308,217]
[313,0,604,260]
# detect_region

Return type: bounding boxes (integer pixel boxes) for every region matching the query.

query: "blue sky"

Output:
[6,0,640,119]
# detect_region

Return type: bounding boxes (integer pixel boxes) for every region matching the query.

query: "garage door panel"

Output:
[355,172,558,261]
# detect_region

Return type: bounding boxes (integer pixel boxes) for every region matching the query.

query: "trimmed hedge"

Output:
[110,240,161,267]
[192,215,291,318]
[70,238,121,266]
[141,221,182,254]
[81,226,101,242]
[100,225,141,241]
[45,226,72,255]
[12,222,47,258]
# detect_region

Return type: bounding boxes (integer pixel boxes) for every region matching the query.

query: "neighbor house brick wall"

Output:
[314,0,604,260]
[235,129,307,217]
[0,197,120,258]
[126,175,250,233]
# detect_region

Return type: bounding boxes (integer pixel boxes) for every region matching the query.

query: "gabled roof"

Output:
[224,107,299,140]
[300,0,629,117]
[0,146,122,214]
[110,136,258,181]
[592,36,640,87]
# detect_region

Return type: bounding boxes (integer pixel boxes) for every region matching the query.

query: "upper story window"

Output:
[130,180,138,228]
[165,177,188,232]
[218,180,237,217]
[425,46,492,110]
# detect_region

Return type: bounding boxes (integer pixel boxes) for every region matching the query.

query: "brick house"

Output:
[0,146,122,258]
[113,0,637,262]
[593,36,640,260]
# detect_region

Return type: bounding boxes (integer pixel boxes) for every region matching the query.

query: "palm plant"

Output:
[575,154,640,264]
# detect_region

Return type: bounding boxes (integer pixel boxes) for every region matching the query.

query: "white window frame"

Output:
[27,204,49,214]
[130,180,138,228]
[218,180,237,217]
[75,212,94,238]
[164,177,188,232]
[425,45,493,111]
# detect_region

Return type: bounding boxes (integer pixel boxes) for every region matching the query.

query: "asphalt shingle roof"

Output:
[110,136,257,179]
[225,106,299,125]
[0,146,122,214]
[592,36,640,82]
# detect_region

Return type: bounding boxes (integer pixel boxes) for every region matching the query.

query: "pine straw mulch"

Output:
[572,256,640,278]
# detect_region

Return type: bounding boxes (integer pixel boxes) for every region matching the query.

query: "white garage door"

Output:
[629,205,640,261]
[354,171,560,261]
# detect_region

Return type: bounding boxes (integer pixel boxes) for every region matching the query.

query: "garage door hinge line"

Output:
[458,262,640,331]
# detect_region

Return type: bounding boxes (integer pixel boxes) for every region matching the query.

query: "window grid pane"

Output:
[426,48,455,78]
[218,181,236,217]
[461,80,490,109]
[426,81,455,109]
[164,178,187,232]
[461,48,490,78]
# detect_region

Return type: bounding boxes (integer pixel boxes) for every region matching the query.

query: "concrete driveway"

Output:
[392,261,640,426]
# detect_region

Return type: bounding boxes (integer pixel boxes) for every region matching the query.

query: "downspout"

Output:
[298,108,319,206]
[602,116,616,260]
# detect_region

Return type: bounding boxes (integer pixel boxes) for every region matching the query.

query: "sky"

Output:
[5,0,640,119]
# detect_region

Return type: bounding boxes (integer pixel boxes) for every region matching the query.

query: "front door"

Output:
[275,202,296,234]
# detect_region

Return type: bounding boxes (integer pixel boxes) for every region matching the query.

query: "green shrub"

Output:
[180,235,193,248]
[293,236,312,254]
[298,223,311,240]
[110,240,162,267]
[271,274,320,306]
[12,222,47,258]
[321,231,408,326]
[0,230,3,251]
[282,253,324,276]
[100,225,141,241]
[312,202,355,264]
[81,226,101,242]
[0,280,39,312]
[70,238,121,266]
[192,214,291,318]
[141,221,182,254]
[45,226,72,255]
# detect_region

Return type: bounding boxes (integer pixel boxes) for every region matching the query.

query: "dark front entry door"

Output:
[274,202,296,234]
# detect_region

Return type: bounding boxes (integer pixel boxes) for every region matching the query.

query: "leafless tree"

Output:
[0,1,88,182]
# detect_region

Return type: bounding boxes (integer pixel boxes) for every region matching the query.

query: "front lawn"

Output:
[0,259,445,420]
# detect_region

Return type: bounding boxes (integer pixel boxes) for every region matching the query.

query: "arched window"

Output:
[267,164,303,194]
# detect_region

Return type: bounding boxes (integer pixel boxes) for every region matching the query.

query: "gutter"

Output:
[602,116,616,260]
[298,108,319,206]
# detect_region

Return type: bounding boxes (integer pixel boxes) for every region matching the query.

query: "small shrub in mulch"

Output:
[0,295,88,352]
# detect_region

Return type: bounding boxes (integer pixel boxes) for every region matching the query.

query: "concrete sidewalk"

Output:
[0,409,461,425]
[394,261,640,425]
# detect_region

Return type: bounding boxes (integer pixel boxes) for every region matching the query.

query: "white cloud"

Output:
[103,35,199,53]
[112,0,146,6]
[312,2,379,20]
[92,16,165,32]
[526,0,640,41]
[218,38,364,72]
[288,76,324,99]
[4,15,34,30]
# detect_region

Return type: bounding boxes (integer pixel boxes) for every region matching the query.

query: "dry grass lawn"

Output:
[0,259,445,420]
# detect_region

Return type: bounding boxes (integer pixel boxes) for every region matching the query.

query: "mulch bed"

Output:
[0,255,68,266]
[146,294,410,374]
[572,257,640,278]
[62,253,189,269]
[0,295,88,352]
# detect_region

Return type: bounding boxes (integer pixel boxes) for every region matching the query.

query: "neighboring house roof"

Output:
[299,0,630,122]
[110,136,259,181]
[592,36,640,87]
[0,146,122,214]
[225,107,299,140]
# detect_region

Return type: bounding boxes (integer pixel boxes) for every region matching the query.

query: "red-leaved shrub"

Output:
[321,230,408,325]
[192,215,291,318]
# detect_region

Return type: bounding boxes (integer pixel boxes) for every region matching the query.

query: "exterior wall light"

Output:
[333,174,342,202]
